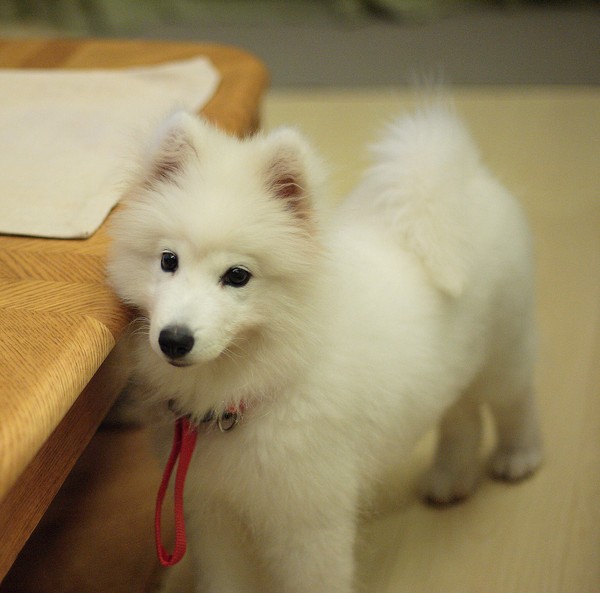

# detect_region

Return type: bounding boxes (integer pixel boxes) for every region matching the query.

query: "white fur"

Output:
[108,107,542,593]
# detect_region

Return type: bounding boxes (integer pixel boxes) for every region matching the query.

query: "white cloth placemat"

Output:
[0,57,220,239]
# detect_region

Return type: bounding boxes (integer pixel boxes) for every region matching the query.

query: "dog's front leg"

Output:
[185,502,265,593]
[259,511,358,593]
[159,549,194,593]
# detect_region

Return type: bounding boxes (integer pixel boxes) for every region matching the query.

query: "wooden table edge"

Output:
[0,38,269,581]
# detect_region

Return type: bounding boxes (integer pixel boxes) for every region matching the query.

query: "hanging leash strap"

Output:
[155,416,198,567]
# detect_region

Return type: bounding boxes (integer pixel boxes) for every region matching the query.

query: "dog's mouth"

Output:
[166,358,194,368]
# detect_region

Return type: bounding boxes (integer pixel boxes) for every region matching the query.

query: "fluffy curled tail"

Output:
[350,105,486,297]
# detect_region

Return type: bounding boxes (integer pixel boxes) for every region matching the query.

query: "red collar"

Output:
[200,402,247,432]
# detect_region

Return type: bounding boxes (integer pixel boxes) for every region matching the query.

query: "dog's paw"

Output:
[420,466,478,506]
[489,445,542,482]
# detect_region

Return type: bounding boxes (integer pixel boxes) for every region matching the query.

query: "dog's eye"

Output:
[161,250,179,273]
[221,266,251,287]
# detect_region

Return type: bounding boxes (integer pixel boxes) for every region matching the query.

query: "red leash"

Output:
[155,406,245,567]
[155,417,198,567]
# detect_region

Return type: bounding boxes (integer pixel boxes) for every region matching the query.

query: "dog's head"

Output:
[108,112,324,370]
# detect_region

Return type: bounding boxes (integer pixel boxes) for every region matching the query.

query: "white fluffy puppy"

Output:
[108,105,542,593]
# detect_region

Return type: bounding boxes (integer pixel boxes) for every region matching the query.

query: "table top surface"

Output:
[0,38,269,503]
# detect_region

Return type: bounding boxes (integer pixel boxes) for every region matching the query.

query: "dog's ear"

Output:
[262,128,321,221]
[142,111,198,189]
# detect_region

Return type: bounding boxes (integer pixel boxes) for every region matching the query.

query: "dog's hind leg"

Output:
[420,390,484,505]
[487,384,543,482]
[482,324,543,482]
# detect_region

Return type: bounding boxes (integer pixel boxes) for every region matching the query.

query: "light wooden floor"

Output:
[3,88,598,593]
[264,87,600,593]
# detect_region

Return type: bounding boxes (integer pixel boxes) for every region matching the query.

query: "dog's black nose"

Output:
[158,326,195,359]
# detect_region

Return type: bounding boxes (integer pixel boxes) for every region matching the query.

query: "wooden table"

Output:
[0,38,268,581]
